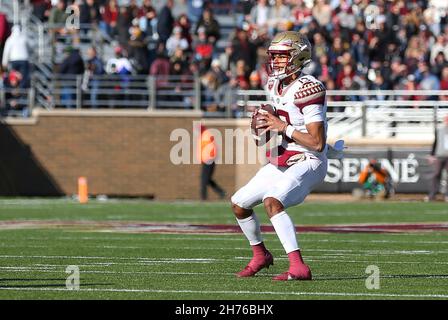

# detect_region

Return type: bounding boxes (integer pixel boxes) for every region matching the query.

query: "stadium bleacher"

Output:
[0,0,448,140]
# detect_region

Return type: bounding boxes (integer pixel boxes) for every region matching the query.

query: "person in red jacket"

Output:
[0,11,10,70]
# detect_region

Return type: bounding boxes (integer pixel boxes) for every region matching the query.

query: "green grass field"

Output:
[0,198,447,300]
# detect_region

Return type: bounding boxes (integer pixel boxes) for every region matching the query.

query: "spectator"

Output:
[312,0,332,30]
[100,0,119,39]
[313,54,336,85]
[430,35,448,65]
[170,47,189,73]
[426,115,448,202]
[3,70,28,117]
[2,25,30,88]
[85,47,104,108]
[139,4,158,67]
[268,0,291,35]
[249,0,271,36]
[230,59,250,90]
[336,64,355,90]
[157,0,175,45]
[80,0,101,34]
[195,8,221,45]
[166,26,189,57]
[218,43,236,78]
[139,0,157,37]
[150,43,170,88]
[116,5,133,48]
[106,46,133,75]
[439,66,448,101]
[105,46,133,107]
[231,28,257,74]
[128,21,149,74]
[196,123,226,200]
[176,13,193,51]
[415,61,440,93]
[358,159,393,199]
[291,0,313,30]
[48,0,69,40]
[31,0,52,22]
[58,46,85,109]
[193,26,214,74]
[431,52,448,79]
[186,0,205,26]
[0,11,10,67]
[246,70,265,113]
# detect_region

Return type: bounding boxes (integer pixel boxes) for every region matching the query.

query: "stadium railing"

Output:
[4,72,448,140]
[236,89,448,140]
[31,74,200,111]
[0,87,34,118]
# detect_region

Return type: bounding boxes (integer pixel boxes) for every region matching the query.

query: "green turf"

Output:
[0,198,447,300]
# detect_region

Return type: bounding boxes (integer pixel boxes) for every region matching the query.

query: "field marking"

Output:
[0,287,447,299]
[1,220,447,234]
[2,265,448,279]
[1,233,444,243]
[2,244,447,255]
[3,254,448,267]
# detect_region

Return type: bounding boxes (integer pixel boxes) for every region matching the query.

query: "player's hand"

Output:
[256,113,288,133]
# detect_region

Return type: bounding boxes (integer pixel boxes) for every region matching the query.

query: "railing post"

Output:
[38,23,44,64]
[194,72,201,111]
[147,75,156,110]
[28,75,36,114]
[225,88,232,118]
[76,75,83,109]
[361,103,367,137]
[433,103,439,133]
[0,83,5,110]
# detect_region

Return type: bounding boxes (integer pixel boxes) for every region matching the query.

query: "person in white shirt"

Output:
[2,25,30,88]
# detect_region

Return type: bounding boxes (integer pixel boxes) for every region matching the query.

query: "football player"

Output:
[231,31,329,281]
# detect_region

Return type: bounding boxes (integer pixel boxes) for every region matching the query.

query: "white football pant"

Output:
[231,155,327,209]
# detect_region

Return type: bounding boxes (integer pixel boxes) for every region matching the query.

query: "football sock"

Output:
[236,214,263,246]
[252,242,268,257]
[270,211,300,254]
[287,250,307,273]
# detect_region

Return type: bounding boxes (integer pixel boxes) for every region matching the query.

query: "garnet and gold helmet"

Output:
[267,31,312,79]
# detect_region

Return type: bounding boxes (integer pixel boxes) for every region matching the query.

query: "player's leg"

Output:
[231,164,283,277]
[264,196,312,280]
[264,157,327,281]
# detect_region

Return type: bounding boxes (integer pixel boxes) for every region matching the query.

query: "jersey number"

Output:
[276,110,294,142]
[277,110,291,125]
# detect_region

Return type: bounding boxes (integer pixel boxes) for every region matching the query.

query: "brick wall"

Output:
[3,110,260,200]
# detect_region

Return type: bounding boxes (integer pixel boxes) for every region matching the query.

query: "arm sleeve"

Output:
[302,103,324,124]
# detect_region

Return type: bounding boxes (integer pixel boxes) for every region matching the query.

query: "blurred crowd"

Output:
[1,0,448,114]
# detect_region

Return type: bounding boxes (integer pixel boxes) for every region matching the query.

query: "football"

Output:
[250,104,277,146]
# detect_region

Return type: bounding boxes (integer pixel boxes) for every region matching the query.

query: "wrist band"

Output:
[285,125,295,139]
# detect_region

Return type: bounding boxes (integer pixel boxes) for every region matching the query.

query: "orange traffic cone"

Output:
[78,177,88,204]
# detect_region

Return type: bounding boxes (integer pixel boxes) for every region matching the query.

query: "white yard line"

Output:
[0,287,447,299]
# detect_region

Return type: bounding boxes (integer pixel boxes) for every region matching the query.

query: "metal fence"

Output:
[237,89,448,139]
[0,87,34,118]
[3,70,448,140]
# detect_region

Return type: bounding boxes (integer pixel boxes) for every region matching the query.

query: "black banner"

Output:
[316,147,435,193]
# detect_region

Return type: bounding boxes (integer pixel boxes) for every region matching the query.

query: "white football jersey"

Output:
[266,73,328,156]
